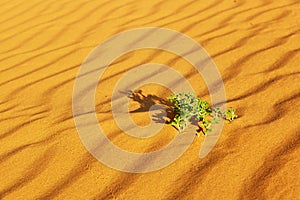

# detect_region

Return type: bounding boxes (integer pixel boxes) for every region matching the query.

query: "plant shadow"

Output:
[120,89,176,124]
[120,90,205,134]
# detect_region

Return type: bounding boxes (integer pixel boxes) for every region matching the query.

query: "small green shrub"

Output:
[224,108,238,122]
[168,93,237,135]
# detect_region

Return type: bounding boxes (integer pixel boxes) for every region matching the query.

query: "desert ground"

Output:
[0,0,299,199]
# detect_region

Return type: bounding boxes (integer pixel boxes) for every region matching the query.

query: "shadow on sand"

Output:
[122,89,203,133]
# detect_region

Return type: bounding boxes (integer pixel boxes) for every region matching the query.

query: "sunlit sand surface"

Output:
[0,0,299,199]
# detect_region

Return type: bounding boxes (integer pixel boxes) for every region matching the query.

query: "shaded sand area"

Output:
[0,0,300,199]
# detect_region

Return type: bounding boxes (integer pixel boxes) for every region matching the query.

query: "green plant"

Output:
[223,109,238,122]
[168,93,237,135]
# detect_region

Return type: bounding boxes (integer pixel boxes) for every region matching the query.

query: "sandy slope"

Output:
[0,0,300,199]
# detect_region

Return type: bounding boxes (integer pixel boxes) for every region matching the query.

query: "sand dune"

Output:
[0,0,299,199]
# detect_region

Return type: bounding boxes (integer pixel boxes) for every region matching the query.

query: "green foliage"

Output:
[224,109,238,122]
[168,93,237,135]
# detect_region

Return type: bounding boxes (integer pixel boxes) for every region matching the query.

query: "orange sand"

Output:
[0,0,299,199]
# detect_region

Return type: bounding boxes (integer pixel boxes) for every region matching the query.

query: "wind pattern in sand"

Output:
[0,0,299,199]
